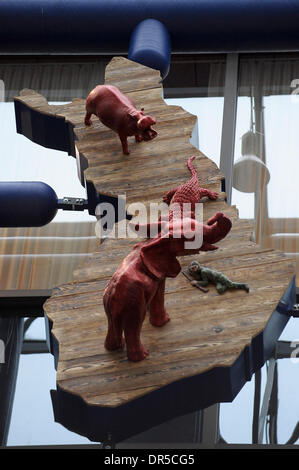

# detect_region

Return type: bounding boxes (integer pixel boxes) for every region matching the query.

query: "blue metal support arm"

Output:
[1,1,299,55]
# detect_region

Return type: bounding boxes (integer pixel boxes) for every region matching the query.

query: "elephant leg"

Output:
[149,280,170,327]
[124,310,149,362]
[104,315,124,351]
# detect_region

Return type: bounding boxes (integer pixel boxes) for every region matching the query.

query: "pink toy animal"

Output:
[162,155,219,219]
[84,84,157,154]
[103,212,232,362]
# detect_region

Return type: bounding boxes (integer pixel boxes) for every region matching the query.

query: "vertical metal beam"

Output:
[219,53,239,205]
[258,358,276,444]
[200,404,220,445]
[0,317,24,446]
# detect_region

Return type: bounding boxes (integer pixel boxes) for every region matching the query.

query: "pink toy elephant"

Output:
[84,84,157,154]
[103,212,232,362]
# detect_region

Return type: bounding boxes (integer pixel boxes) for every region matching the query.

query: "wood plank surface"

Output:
[0,222,99,291]
[16,58,295,413]
[15,57,221,210]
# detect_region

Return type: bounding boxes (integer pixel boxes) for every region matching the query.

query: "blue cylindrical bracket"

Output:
[128,18,171,80]
[0,181,58,227]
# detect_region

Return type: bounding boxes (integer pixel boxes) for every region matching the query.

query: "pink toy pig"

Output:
[84,85,157,154]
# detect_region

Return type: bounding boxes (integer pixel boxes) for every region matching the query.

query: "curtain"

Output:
[232,54,299,283]
[0,58,108,290]
[0,58,107,102]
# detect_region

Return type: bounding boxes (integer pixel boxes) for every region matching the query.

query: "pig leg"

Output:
[119,132,130,155]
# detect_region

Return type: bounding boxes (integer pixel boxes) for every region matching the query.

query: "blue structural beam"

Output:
[1,0,299,54]
[129,19,171,80]
[0,182,58,227]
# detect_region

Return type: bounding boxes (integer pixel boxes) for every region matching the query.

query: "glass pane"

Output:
[2,55,227,446]
[164,55,226,166]
[232,54,299,259]
[8,354,91,446]
[221,53,299,446]
[165,97,224,167]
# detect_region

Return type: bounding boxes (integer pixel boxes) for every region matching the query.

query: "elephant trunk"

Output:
[204,212,232,244]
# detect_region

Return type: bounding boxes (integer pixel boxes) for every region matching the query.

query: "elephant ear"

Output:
[140,237,181,280]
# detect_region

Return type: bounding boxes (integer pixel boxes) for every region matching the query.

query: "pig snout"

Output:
[142,128,158,141]
[136,115,157,141]
[137,116,156,130]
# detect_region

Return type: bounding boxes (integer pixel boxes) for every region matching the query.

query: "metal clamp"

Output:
[57,197,88,211]
[290,304,299,317]
[275,300,299,317]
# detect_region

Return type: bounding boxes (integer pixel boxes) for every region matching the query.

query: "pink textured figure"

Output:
[103,212,232,362]
[84,84,157,154]
[162,155,219,219]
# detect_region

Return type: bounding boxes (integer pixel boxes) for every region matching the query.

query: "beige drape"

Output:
[232,54,299,284]
[0,58,108,291]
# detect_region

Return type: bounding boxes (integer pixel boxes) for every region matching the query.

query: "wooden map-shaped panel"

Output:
[15,58,295,443]
[14,57,222,209]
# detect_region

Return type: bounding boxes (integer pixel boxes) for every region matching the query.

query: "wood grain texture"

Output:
[16,59,295,419]
[45,212,294,409]
[0,222,99,291]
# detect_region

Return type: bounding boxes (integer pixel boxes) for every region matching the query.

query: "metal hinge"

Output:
[289,303,299,317]
[276,300,299,317]
[57,197,88,211]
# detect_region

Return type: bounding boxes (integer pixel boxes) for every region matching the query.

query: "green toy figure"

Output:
[187,260,249,294]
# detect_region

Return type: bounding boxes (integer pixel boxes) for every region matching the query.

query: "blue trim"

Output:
[129,19,171,79]
[0,181,58,227]
[1,1,299,54]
